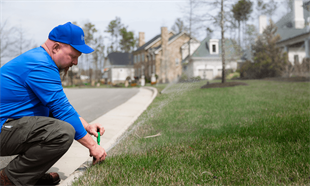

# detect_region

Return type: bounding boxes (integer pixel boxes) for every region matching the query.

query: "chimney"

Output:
[139,32,145,47]
[161,27,168,83]
[161,27,168,53]
[259,15,267,34]
[293,0,305,29]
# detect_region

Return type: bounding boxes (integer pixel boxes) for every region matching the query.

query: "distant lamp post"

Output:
[203,64,207,79]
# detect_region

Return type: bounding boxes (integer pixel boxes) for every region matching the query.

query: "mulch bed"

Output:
[201,81,248,89]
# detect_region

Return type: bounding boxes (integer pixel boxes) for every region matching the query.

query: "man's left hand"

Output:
[86,123,105,137]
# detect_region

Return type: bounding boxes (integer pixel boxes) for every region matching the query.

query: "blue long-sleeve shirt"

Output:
[0,47,87,140]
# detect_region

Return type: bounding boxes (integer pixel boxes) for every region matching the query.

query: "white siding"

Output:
[111,67,134,83]
[188,59,237,80]
[288,47,306,64]
[181,40,201,60]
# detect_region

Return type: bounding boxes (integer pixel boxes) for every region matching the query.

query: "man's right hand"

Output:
[90,144,107,165]
[77,133,107,165]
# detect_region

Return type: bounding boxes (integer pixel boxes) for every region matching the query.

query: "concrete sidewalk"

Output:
[57,87,157,186]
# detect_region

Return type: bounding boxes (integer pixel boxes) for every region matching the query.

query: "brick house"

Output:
[132,27,200,83]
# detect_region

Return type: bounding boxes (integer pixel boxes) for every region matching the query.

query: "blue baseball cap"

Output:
[48,22,94,54]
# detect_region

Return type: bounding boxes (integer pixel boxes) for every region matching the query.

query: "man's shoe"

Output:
[0,169,15,186]
[35,172,60,185]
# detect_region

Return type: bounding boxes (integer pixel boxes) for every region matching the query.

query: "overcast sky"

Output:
[1,0,287,66]
[1,0,189,46]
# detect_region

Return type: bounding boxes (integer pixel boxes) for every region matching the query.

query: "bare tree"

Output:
[220,0,226,83]
[171,18,188,33]
[0,20,17,67]
[92,35,105,82]
[199,0,235,83]
[180,0,202,64]
[284,0,294,13]
[256,0,278,17]
[82,22,98,85]
[16,25,33,55]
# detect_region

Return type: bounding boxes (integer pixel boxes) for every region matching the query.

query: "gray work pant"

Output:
[0,116,75,186]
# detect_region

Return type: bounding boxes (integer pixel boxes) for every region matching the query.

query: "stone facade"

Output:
[133,27,192,83]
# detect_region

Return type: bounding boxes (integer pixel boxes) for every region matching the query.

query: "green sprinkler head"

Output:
[97,131,100,145]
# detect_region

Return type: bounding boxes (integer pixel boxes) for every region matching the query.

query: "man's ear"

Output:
[51,42,61,54]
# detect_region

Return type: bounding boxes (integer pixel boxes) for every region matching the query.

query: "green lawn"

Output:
[72,80,310,185]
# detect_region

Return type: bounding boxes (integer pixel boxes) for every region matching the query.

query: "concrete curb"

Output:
[59,87,157,186]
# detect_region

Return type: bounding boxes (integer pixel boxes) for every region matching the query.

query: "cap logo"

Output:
[81,35,84,42]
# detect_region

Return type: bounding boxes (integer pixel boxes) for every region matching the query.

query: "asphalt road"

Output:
[63,88,139,122]
[0,87,139,170]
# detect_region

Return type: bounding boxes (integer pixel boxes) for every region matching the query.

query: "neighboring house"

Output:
[275,0,310,64]
[183,37,239,80]
[103,52,134,84]
[242,0,310,65]
[132,27,200,83]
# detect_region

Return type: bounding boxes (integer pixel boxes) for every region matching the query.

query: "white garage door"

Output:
[198,69,213,79]
[217,69,222,77]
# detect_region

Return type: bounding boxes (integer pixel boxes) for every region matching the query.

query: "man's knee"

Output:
[62,122,75,145]
[56,121,75,148]
[45,120,75,150]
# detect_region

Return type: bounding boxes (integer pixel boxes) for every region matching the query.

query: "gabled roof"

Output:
[134,31,179,52]
[154,32,200,53]
[191,37,216,58]
[275,6,310,43]
[107,52,133,66]
[181,37,240,64]
[135,34,161,52]
[191,37,238,58]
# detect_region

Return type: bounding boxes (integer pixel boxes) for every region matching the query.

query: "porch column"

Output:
[305,38,310,59]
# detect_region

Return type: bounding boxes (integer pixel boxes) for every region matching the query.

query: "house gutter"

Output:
[276,32,310,47]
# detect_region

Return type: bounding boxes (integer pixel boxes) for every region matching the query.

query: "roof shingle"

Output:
[107,52,133,66]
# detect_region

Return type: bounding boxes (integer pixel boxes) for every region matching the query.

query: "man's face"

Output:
[53,43,82,71]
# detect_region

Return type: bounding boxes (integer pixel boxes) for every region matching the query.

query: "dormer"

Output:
[209,39,219,55]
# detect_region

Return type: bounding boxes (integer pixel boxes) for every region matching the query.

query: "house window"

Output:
[138,55,140,63]
[134,55,137,64]
[175,58,180,66]
[294,55,299,64]
[212,45,216,53]
[209,39,219,55]
[152,55,155,61]
[142,53,144,62]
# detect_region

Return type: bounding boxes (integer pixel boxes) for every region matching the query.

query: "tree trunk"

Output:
[221,0,226,83]
[238,20,240,48]
[188,0,193,68]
